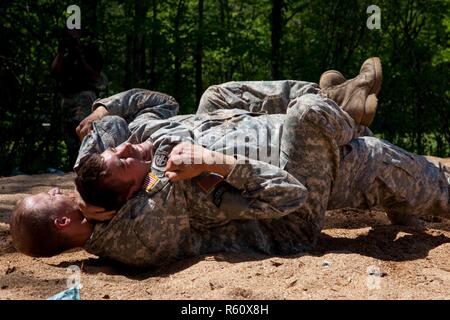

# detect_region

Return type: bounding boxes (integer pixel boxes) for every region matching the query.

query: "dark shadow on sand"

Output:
[48,224,450,280]
[315,225,450,261]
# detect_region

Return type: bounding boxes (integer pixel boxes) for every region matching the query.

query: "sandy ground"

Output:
[0,173,449,300]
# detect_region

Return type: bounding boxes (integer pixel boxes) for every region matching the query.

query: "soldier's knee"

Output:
[202,85,223,100]
[286,94,335,124]
[290,92,337,112]
[197,85,221,114]
[201,85,220,98]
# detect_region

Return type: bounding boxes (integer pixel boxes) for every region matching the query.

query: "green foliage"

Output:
[0,0,449,175]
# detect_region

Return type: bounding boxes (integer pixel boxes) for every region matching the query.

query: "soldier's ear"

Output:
[54,217,71,230]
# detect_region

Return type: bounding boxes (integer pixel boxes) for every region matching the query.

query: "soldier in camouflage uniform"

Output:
[71,82,449,267]
[11,62,450,266]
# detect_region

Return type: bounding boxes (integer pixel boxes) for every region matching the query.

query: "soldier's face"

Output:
[101,142,152,195]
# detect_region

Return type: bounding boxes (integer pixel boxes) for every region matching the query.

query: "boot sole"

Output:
[361,94,378,126]
[344,93,377,126]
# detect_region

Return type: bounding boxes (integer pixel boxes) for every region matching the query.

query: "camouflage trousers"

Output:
[197,80,319,114]
[198,80,373,136]
[281,90,450,244]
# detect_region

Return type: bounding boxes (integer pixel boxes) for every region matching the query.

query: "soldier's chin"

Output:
[135,144,152,161]
[147,144,155,160]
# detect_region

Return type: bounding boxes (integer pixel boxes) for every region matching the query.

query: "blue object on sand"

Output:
[47,286,81,300]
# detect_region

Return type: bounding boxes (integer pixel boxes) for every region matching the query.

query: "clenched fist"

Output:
[164,142,236,182]
[76,106,109,140]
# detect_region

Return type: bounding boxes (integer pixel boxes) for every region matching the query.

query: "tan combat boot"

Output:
[319,70,346,89]
[320,57,382,126]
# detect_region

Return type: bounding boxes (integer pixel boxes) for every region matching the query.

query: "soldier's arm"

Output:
[74,116,131,170]
[76,89,179,140]
[127,118,195,147]
[214,155,307,220]
[165,142,307,220]
[92,89,179,122]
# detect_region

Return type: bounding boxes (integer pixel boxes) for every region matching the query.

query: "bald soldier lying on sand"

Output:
[10,58,450,267]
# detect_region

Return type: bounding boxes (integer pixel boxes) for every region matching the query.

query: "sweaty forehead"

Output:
[22,193,54,213]
[101,149,117,164]
[101,151,122,175]
[101,148,115,158]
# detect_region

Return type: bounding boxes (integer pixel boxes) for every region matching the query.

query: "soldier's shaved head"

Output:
[10,189,93,257]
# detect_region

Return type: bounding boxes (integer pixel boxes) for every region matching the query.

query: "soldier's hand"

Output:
[165,142,236,182]
[78,199,116,222]
[164,142,209,182]
[76,106,109,141]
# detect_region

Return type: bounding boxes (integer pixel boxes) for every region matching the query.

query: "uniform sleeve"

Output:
[84,181,194,268]
[127,119,195,149]
[215,155,308,219]
[74,116,131,171]
[92,89,179,122]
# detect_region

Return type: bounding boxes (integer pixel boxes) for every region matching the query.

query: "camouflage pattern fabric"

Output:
[78,84,449,267]
[328,136,450,223]
[197,80,317,114]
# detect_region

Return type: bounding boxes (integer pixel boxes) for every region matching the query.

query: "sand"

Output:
[1,173,449,300]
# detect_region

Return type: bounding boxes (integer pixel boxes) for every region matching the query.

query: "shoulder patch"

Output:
[152,149,169,171]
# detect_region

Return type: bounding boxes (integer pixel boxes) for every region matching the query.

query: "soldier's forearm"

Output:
[217,155,307,219]
[205,152,236,178]
[92,89,179,122]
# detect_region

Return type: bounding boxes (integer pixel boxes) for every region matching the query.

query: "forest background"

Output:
[0,0,448,174]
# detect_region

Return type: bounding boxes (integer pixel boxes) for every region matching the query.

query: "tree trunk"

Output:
[271,0,284,80]
[218,0,229,83]
[149,0,158,89]
[173,0,185,102]
[133,0,148,87]
[80,0,98,34]
[195,0,204,105]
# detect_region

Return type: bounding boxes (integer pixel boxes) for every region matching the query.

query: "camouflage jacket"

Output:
[80,84,315,267]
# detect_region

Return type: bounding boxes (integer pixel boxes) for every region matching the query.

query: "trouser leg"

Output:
[280,91,362,244]
[197,80,372,138]
[328,136,450,222]
[197,80,318,114]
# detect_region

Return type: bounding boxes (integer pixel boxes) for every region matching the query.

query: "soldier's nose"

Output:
[117,143,132,157]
